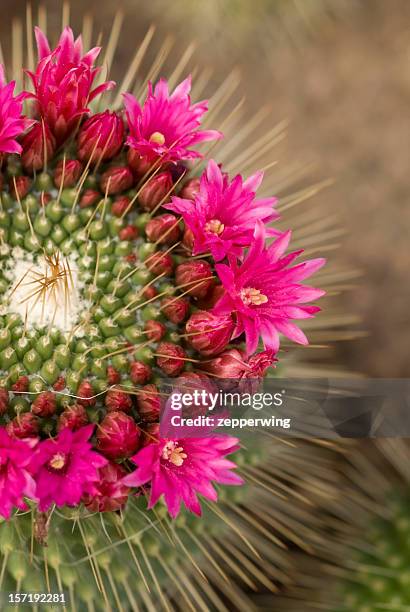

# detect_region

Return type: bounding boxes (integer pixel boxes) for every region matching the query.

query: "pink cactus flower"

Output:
[0,65,31,155]
[123,435,243,518]
[124,76,222,165]
[0,428,37,519]
[27,27,114,145]
[31,425,107,511]
[213,220,326,355]
[165,160,279,260]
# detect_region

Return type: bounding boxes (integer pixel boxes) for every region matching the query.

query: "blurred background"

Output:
[0,0,409,377]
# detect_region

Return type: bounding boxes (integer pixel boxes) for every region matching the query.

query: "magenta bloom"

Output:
[0,428,37,519]
[166,160,279,260]
[213,220,326,355]
[124,77,222,164]
[0,65,31,155]
[31,425,107,511]
[123,436,243,518]
[27,27,114,144]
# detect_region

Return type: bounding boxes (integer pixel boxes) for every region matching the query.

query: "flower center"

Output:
[149,131,166,145]
[47,452,69,473]
[205,219,225,236]
[240,287,268,306]
[161,441,187,467]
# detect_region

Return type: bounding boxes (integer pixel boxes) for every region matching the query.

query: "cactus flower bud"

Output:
[107,366,121,386]
[144,320,166,342]
[146,251,174,276]
[199,348,247,378]
[156,342,186,376]
[136,384,161,422]
[11,376,30,393]
[130,361,152,385]
[141,422,160,446]
[0,388,9,415]
[78,111,124,164]
[127,149,153,176]
[57,404,89,431]
[185,311,233,356]
[138,171,173,212]
[175,260,214,298]
[10,175,31,200]
[182,227,195,252]
[100,166,133,195]
[54,159,82,189]
[6,413,40,438]
[80,189,100,209]
[112,195,131,217]
[105,390,133,413]
[76,380,97,407]
[31,391,57,417]
[137,385,161,423]
[179,177,200,200]
[21,121,56,173]
[145,214,180,245]
[97,411,141,459]
[83,462,130,512]
[162,297,189,324]
[119,225,139,241]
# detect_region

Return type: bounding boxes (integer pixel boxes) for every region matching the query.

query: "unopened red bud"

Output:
[105,389,133,413]
[112,196,131,217]
[11,376,30,393]
[180,177,200,200]
[97,411,141,459]
[83,462,130,512]
[21,121,56,173]
[145,214,180,245]
[127,149,153,176]
[78,111,124,164]
[141,287,156,302]
[77,380,96,407]
[175,260,214,298]
[31,391,56,417]
[136,384,161,421]
[54,159,83,189]
[53,376,66,392]
[58,404,89,431]
[100,166,133,195]
[182,228,194,252]
[197,285,225,310]
[199,348,247,378]
[185,311,234,356]
[80,189,100,209]
[144,320,166,342]
[0,389,9,415]
[146,251,174,276]
[156,342,186,377]
[107,366,121,385]
[130,361,152,385]
[142,423,160,446]
[138,171,173,212]
[10,175,31,200]
[6,413,40,438]
[162,297,189,324]
[119,225,139,241]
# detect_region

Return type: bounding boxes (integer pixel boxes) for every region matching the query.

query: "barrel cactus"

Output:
[0,6,335,610]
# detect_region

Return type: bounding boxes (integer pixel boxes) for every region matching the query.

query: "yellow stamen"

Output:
[149,131,166,145]
[49,452,66,470]
[240,287,268,306]
[205,219,225,235]
[162,441,187,467]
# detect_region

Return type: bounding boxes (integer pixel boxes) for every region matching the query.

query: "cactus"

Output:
[0,3,350,610]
